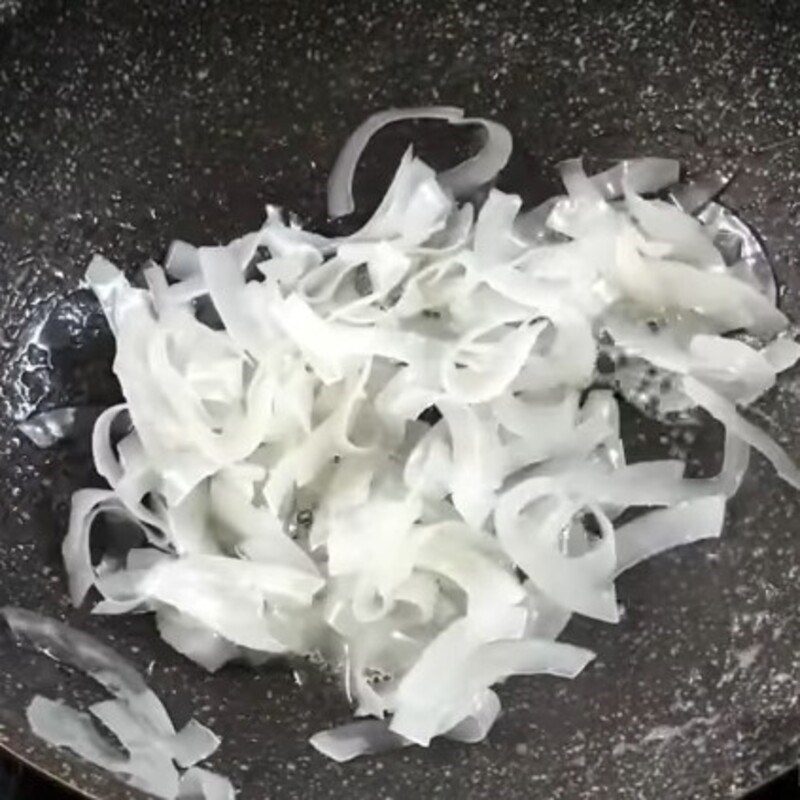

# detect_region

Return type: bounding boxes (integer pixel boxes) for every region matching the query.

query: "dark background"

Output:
[2,753,800,799]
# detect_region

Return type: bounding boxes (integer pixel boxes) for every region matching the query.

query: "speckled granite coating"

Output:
[1,1,800,798]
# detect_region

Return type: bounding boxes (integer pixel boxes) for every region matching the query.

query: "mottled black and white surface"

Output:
[2,1,800,798]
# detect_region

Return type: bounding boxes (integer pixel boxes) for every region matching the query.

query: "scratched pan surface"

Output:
[2,1,800,798]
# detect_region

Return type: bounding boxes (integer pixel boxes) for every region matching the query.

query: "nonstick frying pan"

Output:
[2,1,800,798]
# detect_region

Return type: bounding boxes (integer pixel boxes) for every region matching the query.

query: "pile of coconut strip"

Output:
[61,107,800,762]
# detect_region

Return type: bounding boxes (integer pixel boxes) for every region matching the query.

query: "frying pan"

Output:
[2,1,800,798]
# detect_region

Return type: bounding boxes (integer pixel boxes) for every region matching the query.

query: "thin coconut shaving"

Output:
[56,107,800,764]
[1,608,234,799]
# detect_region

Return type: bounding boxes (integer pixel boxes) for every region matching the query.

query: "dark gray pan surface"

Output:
[2,1,800,798]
